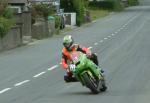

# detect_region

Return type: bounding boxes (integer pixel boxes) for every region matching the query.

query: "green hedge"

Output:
[0,17,14,38]
[54,15,61,29]
[0,6,14,38]
[89,0,124,11]
[1,7,14,19]
[32,3,55,20]
[73,0,85,26]
[128,0,139,6]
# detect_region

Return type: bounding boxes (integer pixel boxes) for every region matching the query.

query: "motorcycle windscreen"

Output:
[71,51,81,65]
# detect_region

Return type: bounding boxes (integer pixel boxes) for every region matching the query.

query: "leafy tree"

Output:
[32,3,55,20]
[72,0,85,26]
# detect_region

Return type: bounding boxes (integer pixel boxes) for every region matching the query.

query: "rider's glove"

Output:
[86,53,91,58]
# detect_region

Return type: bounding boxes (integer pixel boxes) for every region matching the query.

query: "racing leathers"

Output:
[61,44,99,82]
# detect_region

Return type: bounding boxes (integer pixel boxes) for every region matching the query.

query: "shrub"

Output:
[32,3,55,20]
[73,0,85,26]
[89,0,124,11]
[128,0,139,6]
[89,1,114,10]
[1,7,14,19]
[0,1,14,38]
[54,15,61,29]
[112,0,124,11]
[0,17,14,38]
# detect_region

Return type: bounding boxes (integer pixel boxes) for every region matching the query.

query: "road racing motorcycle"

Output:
[69,51,107,94]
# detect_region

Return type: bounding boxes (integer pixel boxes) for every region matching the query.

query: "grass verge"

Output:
[89,9,109,21]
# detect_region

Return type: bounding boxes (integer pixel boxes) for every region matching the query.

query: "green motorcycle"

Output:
[69,51,107,94]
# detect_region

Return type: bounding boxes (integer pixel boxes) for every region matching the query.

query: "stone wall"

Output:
[32,18,55,39]
[14,12,32,42]
[22,12,31,37]
[0,26,22,51]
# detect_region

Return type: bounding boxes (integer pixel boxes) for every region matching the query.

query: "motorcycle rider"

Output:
[61,35,102,82]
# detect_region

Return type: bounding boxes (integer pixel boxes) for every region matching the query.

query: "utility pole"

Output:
[56,0,60,13]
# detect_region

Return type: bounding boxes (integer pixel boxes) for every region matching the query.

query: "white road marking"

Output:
[125,23,128,26]
[123,25,126,28]
[115,31,118,34]
[117,29,121,32]
[104,38,108,40]
[123,15,138,29]
[112,33,115,36]
[131,19,134,21]
[94,43,98,45]
[0,88,11,94]
[88,47,93,49]
[108,36,111,38]
[48,65,58,71]
[100,40,103,43]
[33,72,46,78]
[120,27,124,30]
[14,80,30,87]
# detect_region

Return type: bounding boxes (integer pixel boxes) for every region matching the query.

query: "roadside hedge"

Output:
[0,17,14,38]
[32,3,55,20]
[0,4,14,38]
[128,0,139,6]
[89,0,124,11]
[73,0,85,26]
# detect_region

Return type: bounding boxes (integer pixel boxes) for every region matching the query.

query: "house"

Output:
[8,0,30,13]
[28,0,59,5]
[28,0,60,12]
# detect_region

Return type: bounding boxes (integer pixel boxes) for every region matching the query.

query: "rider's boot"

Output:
[64,72,78,83]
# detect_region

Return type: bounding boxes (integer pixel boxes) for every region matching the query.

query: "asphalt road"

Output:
[0,3,150,103]
[139,0,150,5]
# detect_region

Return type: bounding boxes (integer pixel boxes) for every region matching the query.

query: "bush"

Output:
[89,1,113,10]
[54,15,61,29]
[128,0,139,6]
[1,7,14,19]
[0,17,14,38]
[32,3,55,20]
[0,2,14,38]
[89,0,124,11]
[112,0,124,11]
[73,0,85,26]
[53,15,61,34]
